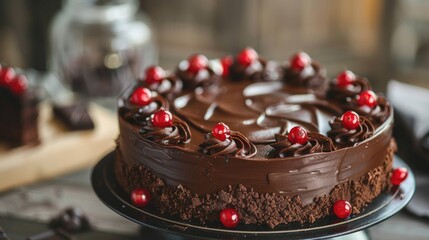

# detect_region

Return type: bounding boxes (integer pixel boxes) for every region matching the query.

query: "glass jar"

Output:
[50,0,156,103]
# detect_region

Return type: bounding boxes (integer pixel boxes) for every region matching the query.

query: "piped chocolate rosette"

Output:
[270,126,335,158]
[349,90,391,124]
[327,70,371,104]
[121,86,169,125]
[327,70,391,124]
[176,54,221,89]
[139,108,191,145]
[282,52,328,95]
[199,122,257,158]
[227,47,281,82]
[327,111,375,147]
[140,65,183,101]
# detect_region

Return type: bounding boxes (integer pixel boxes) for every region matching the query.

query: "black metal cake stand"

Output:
[91,152,415,240]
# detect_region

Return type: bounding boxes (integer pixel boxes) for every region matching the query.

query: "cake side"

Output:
[114,138,395,228]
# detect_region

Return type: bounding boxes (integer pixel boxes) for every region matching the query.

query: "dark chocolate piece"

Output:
[49,207,90,233]
[53,103,95,131]
[0,226,10,240]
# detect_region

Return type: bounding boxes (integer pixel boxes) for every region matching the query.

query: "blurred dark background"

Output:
[1,0,429,92]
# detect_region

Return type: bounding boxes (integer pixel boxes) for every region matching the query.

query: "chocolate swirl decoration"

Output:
[229,58,281,82]
[121,94,169,125]
[327,76,371,103]
[139,115,191,145]
[349,96,391,124]
[199,131,257,158]
[327,115,375,147]
[142,75,183,101]
[176,60,221,90]
[282,62,328,96]
[270,132,336,158]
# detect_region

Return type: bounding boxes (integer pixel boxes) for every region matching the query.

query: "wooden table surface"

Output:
[0,167,428,240]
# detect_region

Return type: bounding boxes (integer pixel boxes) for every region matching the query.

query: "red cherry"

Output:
[144,66,165,85]
[8,75,28,95]
[390,167,408,186]
[236,47,259,67]
[187,54,208,74]
[288,126,308,145]
[151,109,173,128]
[220,55,234,77]
[0,67,16,86]
[336,70,356,88]
[341,111,360,130]
[131,188,151,207]
[333,200,352,219]
[219,208,239,228]
[130,87,152,106]
[212,122,231,141]
[357,90,377,108]
[290,52,311,72]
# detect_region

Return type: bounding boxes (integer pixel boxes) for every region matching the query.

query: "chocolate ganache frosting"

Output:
[114,50,395,228]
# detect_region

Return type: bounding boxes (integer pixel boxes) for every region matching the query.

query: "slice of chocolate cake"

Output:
[0,65,39,147]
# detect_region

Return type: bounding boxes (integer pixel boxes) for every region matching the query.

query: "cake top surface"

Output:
[118,48,392,160]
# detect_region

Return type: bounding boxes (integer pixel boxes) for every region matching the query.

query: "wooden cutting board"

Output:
[0,103,118,192]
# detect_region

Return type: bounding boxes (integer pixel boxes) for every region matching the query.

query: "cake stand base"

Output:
[139,227,371,240]
[92,151,414,240]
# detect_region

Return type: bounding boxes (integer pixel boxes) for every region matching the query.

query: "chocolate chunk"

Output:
[27,229,72,240]
[0,226,10,240]
[49,207,90,233]
[53,103,94,131]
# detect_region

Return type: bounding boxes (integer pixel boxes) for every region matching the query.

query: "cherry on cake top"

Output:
[357,90,377,108]
[212,122,231,141]
[187,54,209,74]
[236,47,259,67]
[130,87,153,106]
[342,111,360,130]
[144,66,166,85]
[290,52,312,72]
[151,108,173,128]
[220,55,234,77]
[288,126,308,145]
[336,70,356,88]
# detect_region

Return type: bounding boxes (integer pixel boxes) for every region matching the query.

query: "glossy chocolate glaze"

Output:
[117,78,393,205]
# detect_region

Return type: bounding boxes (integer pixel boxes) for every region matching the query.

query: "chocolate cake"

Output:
[113,49,400,229]
[0,65,39,147]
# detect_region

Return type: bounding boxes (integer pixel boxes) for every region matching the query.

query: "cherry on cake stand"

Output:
[91,152,415,240]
